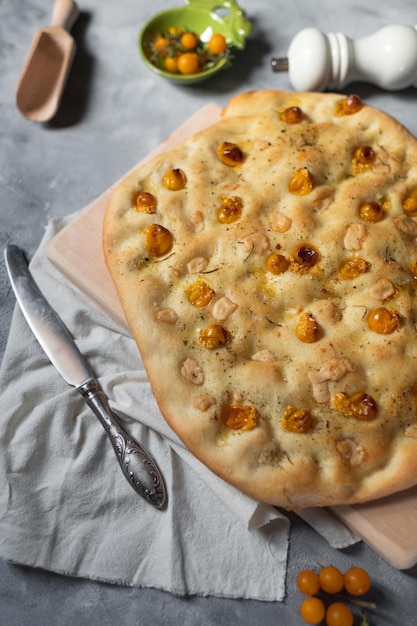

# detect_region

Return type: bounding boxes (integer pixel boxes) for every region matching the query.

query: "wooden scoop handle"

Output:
[52,0,79,31]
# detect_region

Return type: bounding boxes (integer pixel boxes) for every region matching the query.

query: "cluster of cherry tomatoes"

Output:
[144,27,229,75]
[297,565,373,626]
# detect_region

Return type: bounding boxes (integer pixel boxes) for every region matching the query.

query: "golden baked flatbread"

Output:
[103,90,417,508]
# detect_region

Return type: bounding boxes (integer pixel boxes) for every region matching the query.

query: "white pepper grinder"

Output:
[272,24,417,91]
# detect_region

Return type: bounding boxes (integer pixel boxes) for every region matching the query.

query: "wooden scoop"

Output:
[16,0,79,122]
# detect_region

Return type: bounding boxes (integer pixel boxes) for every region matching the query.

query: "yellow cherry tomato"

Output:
[164,56,178,73]
[343,567,371,596]
[296,570,320,595]
[325,602,353,626]
[319,565,344,594]
[208,33,227,55]
[168,26,182,35]
[177,52,200,75]
[153,35,167,51]
[180,31,198,50]
[300,597,326,625]
[163,168,187,191]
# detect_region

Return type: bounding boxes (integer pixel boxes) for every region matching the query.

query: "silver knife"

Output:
[4,244,167,509]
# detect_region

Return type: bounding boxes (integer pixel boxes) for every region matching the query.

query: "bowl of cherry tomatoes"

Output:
[139,0,252,84]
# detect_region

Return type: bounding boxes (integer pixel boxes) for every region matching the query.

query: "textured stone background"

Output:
[1,0,417,623]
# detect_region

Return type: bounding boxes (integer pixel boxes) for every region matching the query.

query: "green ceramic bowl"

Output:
[139,0,252,84]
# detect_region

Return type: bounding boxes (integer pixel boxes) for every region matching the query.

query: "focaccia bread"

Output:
[103,90,417,508]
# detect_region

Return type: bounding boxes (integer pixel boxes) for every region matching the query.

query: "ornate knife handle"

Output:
[78,379,167,509]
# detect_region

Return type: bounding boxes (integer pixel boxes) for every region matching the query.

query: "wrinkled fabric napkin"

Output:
[0,216,358,602]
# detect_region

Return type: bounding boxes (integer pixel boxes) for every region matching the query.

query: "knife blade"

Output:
[4,244,167,509]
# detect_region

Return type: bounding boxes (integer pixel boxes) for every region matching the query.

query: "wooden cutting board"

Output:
[47,102,417,571]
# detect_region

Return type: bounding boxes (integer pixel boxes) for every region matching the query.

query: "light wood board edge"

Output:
[331,483,417,569]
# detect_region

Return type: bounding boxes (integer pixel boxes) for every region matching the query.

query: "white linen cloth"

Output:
[0,216,358,601]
